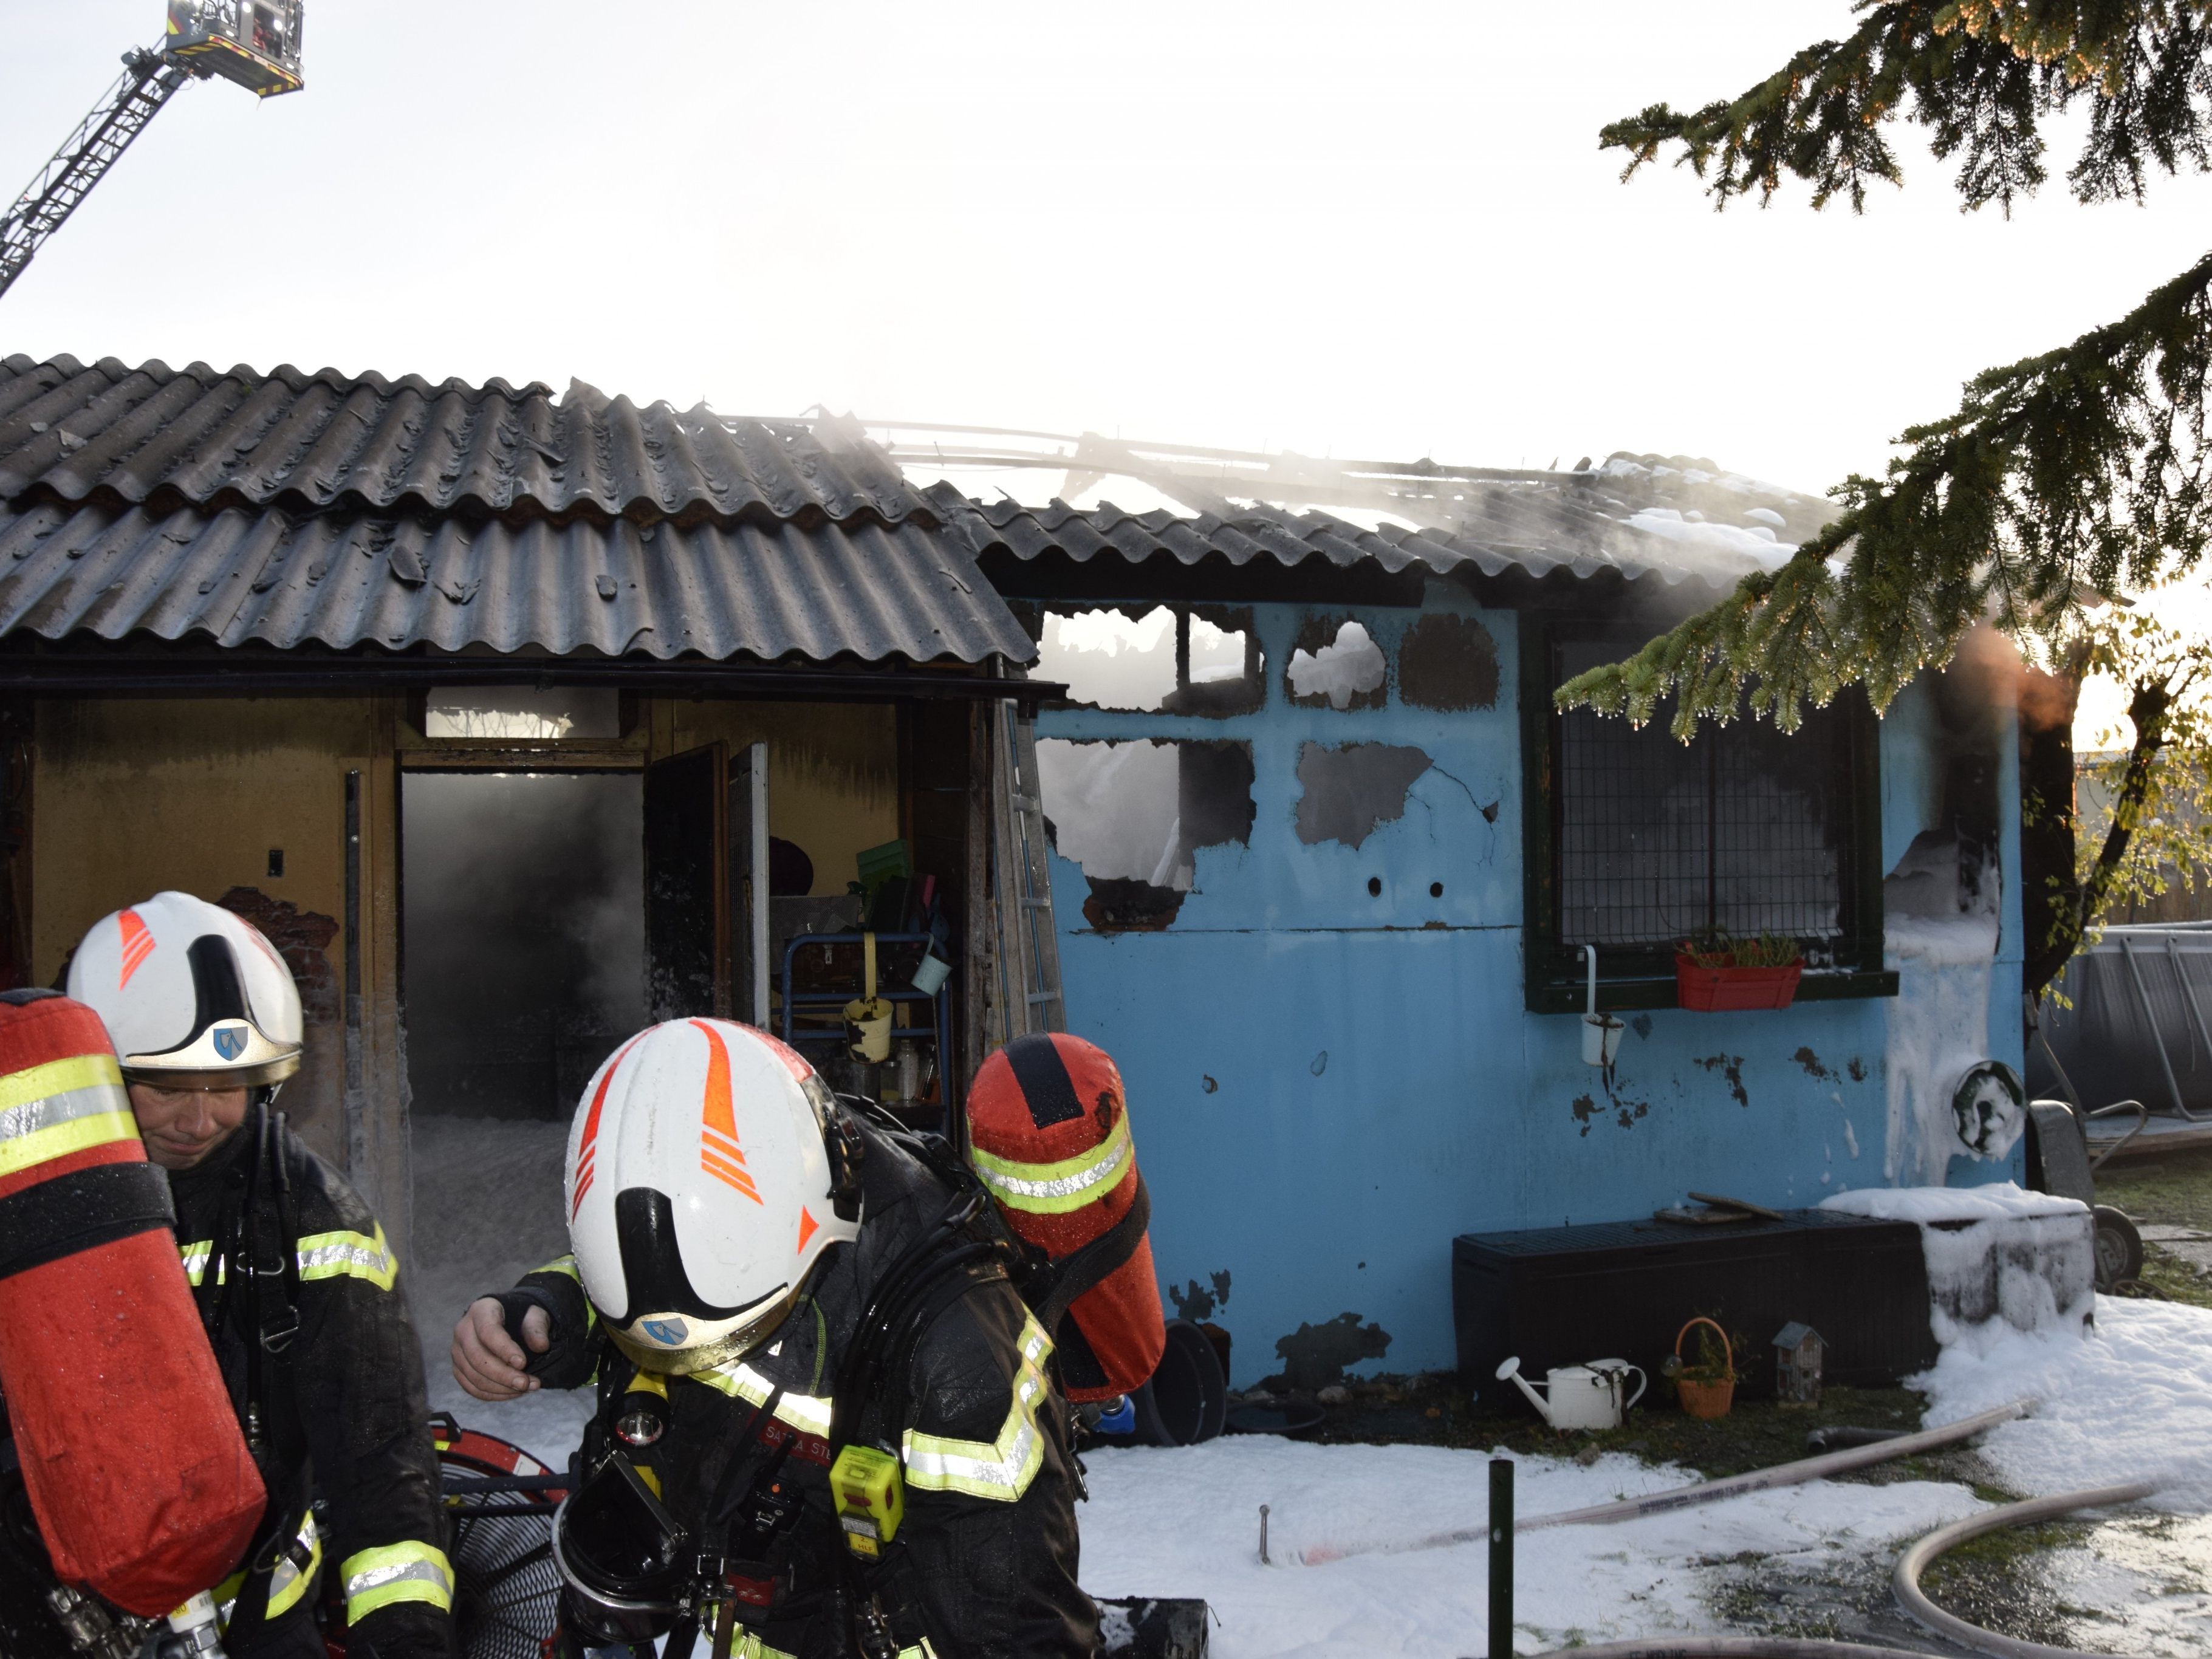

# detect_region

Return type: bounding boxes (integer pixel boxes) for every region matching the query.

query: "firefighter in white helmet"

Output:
[451,1018,1099,1658]
[65,892,453,1659]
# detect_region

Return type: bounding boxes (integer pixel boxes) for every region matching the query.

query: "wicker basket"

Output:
[1673,1317,1736,1420]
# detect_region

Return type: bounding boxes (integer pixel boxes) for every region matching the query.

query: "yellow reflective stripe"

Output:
[264,1516,321,1618]
[968,1115,1131,1216]
[0,1108,137,1178]
[688,1360,835,1437]
[0,1053,123,1113]
[179,1239,214,1287]
[213,1567,247,1632]
[901,1313,1053,1501]
[297,1225,396,1291]
[729,1635,799,1659]
[341,1541,452,1621]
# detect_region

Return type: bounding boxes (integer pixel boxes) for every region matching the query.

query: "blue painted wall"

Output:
[1038,589,2025,1384]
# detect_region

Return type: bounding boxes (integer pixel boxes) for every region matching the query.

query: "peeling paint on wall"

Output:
[1399,613,1500,711]
[1293,742,1433,849]
[1694,1052,1750,1107]
[1168,1270,1233,1321]
[1793,1046,1835,1081]
[1270,1311,1391,1392]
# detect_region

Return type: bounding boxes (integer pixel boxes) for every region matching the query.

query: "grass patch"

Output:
[1917,1518,2098,1648]
[2132,1245,2212,1309]
[2095,1144,2212,1231]
[2097,1143,2212,1306]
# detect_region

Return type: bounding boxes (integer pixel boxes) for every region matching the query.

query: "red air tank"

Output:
[967,1033,1166,1401]
[0,992,262,1615]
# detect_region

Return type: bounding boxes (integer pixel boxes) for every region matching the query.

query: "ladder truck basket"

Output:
[165,1,304,97]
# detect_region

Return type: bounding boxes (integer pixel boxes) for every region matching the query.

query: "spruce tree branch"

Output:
[1599,1,2212,213]
[1558,247,2212,734]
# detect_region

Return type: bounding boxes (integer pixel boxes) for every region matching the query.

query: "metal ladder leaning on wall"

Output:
[987,699,1065,1049]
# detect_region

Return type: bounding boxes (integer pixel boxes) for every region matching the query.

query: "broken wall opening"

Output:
[1035,738,1255,929]
[1294,742,1435,849]
[402,770,646,1118]
[1036,605,1264,717]
[1398,612,1499,711]
[1287,617,1386,711]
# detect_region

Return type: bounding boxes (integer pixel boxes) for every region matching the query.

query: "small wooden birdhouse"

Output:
[1772,1322,1824,1405]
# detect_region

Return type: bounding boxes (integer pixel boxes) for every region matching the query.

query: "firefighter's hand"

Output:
[452,1297,549,1400]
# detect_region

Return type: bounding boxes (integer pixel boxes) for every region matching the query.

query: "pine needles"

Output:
[1568,3,2212,739]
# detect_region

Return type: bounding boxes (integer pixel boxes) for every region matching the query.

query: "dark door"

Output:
[645,743,727,1021]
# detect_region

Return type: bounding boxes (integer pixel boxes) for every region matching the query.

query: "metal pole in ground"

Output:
[1489,1457,1514,1659]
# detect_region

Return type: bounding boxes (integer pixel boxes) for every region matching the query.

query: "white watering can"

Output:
[1581,945,1624,1068]
[1495,1355,1646,1431]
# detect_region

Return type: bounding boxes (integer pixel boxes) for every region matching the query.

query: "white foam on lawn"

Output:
[1917,1297,2212,1512]
[407,1115,594,1469]
[1077,1437,1978,1657]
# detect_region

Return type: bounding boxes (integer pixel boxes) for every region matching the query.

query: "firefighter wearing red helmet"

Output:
[451,1018,1101,1658]
[64,893,453,1659]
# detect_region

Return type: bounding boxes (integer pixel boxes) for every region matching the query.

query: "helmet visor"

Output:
[603,1280,804,1377]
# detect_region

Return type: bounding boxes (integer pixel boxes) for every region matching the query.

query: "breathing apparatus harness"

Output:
[554,1097,1152,1659]
[186,1098,318,1630]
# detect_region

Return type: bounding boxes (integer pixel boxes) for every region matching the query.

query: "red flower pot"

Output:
[1674,954,1803,1011]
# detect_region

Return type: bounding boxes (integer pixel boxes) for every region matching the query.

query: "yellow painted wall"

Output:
[664,702,900,896]
[33,697,379,1164]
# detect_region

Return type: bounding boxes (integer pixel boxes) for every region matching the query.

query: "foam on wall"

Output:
[1882,832,2006,1185]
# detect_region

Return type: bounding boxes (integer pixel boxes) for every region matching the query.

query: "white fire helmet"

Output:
[566,1018,862,1375]
[67,892,304,1090]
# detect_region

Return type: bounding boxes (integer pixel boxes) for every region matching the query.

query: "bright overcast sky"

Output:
[7,1,2212,737]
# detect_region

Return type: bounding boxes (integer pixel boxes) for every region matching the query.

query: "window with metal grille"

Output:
[1523,627,1890,1012]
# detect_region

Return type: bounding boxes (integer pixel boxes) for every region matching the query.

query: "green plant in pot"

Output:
[1674,930,1806,1011]
[1663,1316,1739,1419]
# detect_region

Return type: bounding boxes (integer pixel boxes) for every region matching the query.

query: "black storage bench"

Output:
[1453,1209,1936,1403]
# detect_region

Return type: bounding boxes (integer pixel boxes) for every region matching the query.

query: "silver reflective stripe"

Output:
[184,1229,400,1291]
[342,1542,454,1618]
[179,1239,216,1287]
[296,1227,397,1291]
[900,1315,1053,1500]
[690,1358,834,1437]
[968,1116,1131,1213]
[264,1514,321,1617]
[0,1079,129,1145]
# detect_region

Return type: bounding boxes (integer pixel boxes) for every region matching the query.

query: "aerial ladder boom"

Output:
[0,3,304,303]
[0,50,193,302]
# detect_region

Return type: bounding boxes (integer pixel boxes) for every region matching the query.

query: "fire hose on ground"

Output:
[1289,1399,2035,1565]
[1281,1395,2162,1659]
[1521,1480,2160,1659]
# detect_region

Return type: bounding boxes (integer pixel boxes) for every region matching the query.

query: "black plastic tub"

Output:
[1452,1208,1934,1406]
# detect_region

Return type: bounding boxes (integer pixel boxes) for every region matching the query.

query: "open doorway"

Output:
[401,770,646,1120]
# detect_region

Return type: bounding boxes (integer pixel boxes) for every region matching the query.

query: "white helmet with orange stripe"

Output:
[67,892,303,1090]
[566,1018,863,1374]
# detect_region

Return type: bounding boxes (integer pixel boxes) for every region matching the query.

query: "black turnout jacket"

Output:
[169,1114,453,1659]
[505,1118,1100,1659]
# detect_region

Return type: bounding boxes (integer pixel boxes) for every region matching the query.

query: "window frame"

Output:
[1519,612,1896,1013]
